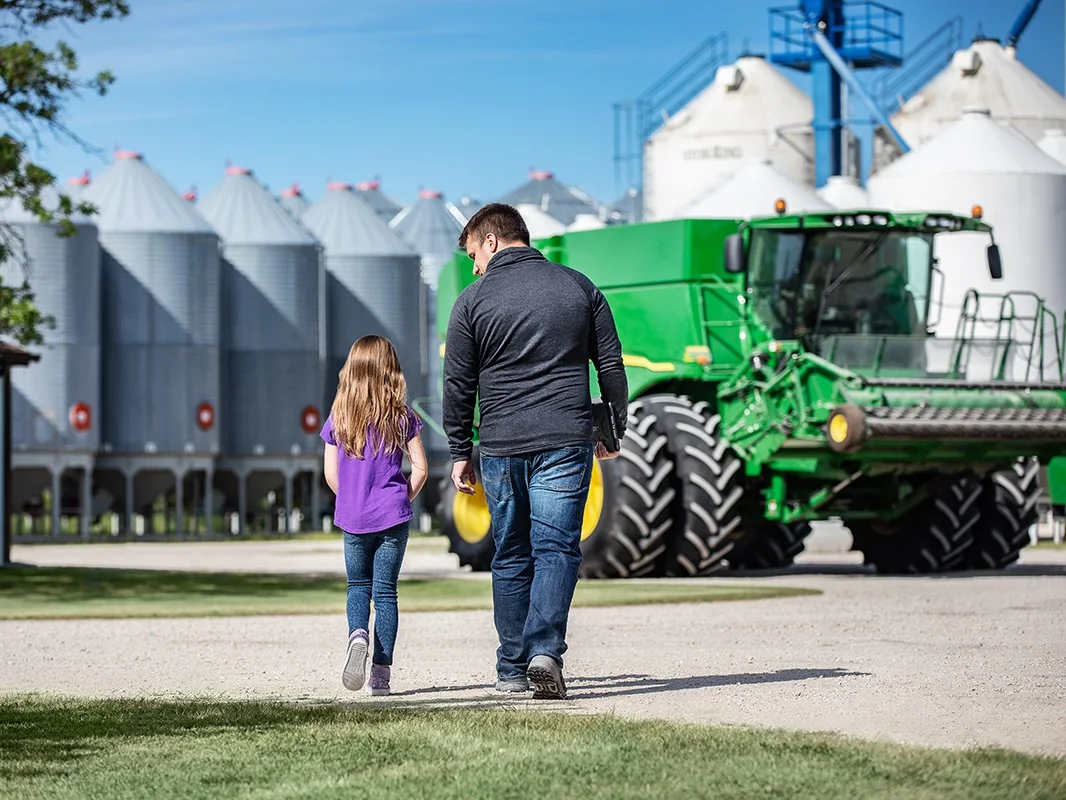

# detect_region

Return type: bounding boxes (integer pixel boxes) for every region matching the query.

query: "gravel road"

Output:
[3,546,1065,757]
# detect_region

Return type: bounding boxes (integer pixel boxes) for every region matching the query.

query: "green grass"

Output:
[0,567,817,620]
[0,697,1062,799]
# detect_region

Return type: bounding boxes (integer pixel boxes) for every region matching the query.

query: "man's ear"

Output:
[486,233,498,253]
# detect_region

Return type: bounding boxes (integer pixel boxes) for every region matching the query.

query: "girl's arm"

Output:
[323,443,339,495]
[407,433,428,501]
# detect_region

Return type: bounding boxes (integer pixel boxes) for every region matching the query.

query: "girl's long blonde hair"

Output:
[330,335,410,460]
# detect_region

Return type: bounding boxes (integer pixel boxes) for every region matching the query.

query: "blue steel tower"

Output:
[770,0,909,187]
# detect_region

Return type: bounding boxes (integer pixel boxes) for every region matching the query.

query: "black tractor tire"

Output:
[850,475,982,574]
[644,394,745,577]
[436,445,495,571]
[579,400,677,579]
[965,458,1040,569]
[728,521,813,570]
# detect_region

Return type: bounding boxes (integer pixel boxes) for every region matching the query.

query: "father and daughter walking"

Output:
[321,202,627,699]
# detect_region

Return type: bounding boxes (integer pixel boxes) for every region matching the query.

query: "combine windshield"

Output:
[748,228,934,343]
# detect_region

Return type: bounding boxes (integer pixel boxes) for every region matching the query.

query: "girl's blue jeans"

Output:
[343,521,409,666]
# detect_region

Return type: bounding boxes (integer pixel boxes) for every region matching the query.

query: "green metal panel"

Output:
[1048,456,1066,505]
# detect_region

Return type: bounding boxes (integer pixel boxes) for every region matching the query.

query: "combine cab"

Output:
[421,210,1066,576]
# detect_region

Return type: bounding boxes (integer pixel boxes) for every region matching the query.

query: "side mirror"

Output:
[987,244,1003,281]
[724,233,746,274]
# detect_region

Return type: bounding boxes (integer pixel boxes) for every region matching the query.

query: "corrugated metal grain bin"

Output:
[82,151,222,456]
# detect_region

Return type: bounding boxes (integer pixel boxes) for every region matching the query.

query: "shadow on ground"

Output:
[386,667,871,704]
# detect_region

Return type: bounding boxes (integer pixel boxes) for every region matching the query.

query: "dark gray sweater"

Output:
[442,246,628,461]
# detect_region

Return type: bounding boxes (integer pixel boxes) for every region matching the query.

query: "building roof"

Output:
[497,171,601,226]
[80,151,216,235]
[0,341,40,367]
[198,167,318,247]
[1039,129,1066,166]
[390,190,465,259]
[354,179,404,223]
[816,175,870,209]
[0,183,94,226]
[608,187,643,224]
[302,182,415,257]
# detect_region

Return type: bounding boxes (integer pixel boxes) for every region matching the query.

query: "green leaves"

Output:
[0,0,128,344]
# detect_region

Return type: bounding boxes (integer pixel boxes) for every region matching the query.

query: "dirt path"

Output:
[3,558,1065,757]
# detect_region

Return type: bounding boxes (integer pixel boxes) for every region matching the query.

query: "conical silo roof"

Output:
[81,151,215,234]
[303,182,415,257]
[880,40,1066,164]
[198,167,317,246]
[1039,129,1066,165]
[456,196,484,221]
[683,159,832,218]
[497,171,601,226]
[390,190,465,259]
[355,179,404,224]
[817,175,870,209]
[278,182,311,218]
[871,109,1066,181]
[516,203,567,239]
[0,183,94,225]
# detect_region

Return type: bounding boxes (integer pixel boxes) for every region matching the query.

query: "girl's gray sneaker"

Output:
[342,630,369,691]
[368,664,391,696]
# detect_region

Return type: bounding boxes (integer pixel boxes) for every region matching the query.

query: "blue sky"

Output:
[27,0,1066,211]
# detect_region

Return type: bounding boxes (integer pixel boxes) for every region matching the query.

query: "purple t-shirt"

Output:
[321,407,424,535]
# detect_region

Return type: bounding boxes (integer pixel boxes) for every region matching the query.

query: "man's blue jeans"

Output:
[343,522,409,666]
[479,444,593,681]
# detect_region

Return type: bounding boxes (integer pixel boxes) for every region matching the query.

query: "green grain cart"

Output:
[419,209,1066,577]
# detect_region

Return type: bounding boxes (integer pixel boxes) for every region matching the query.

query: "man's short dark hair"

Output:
[458,203,531,250]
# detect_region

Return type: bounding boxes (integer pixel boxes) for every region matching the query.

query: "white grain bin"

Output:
[817,175,870,209]
[643,55,814,222]
[868,108,1066,373]
[875,39,1066,171]
[682,159,831,219]
[1039,129,1066,165]
[568,213,606,231]
[516,203,566,240]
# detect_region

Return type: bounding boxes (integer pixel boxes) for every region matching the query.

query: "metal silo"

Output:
[875,39,1066,171]
[355,179,405,224]
[817,175,870,209]
[303,182,424,418]
[568,213,607,231]
[497,171,602,227]
[682,159,832,219]
[869,108,1066,344]
[391,190,466,486]
[198,166,324,532]
[643,55,815,222]
[278,182,311,219]
[81,151,222,534]
[0,186,100,536]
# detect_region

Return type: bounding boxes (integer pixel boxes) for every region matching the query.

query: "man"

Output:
[442,202,627,700]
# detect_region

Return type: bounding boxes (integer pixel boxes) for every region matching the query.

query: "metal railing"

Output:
[955,290,1065,383]
[872,16,963,114]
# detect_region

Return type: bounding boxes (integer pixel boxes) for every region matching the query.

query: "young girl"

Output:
[321,335,428,696]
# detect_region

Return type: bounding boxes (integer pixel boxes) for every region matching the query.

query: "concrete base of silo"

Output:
[93,454,218,536]
[10,452,97,538]
[216,455,321,535]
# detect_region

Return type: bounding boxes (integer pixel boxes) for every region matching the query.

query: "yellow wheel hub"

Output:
[451,458,605,544]
[828,413,849,444]
[581,459,604,541]
[452,481,492,544]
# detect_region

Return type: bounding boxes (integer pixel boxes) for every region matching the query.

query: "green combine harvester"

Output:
[418,207,1066,577]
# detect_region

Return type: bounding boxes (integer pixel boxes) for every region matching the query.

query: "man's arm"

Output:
[442,294,479,462]
[587,287,628,441]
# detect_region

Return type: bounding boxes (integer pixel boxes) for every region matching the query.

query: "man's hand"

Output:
[595,441,621,460]
[452,459,477,494]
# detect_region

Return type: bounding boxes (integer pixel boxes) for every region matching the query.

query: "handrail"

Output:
[872,16,963,113]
